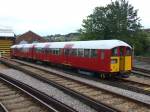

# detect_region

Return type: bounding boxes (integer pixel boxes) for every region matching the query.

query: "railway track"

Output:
[1,58,150,112]
[134,56,150,63]
[133,56,150,78]
[132,67,150,78]
[10,58,150,95]
[0,62,82,112]
[40,64,150,95]
[113,78,150,95]
[0,76,50,112]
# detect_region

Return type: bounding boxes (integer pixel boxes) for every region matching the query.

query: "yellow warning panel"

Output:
[125,56,132,71]
[110,57,119,72]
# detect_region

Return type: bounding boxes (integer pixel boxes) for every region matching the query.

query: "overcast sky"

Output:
[0,0,149,36]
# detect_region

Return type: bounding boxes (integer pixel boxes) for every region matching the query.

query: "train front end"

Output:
[110,46,132,78]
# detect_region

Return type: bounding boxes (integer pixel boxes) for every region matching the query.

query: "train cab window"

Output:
[91,49,97,58]
[78,49,84,57]
[126,48,131,56]
[84,49,90,58]
[101,50,105,59]
[112,48,118,56]
[120,47,124,56]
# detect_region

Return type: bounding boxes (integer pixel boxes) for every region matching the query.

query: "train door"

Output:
[63,49,70,65]
[119,47,125,71]
[44,44,50,61]
[111,48,119,72]
[63,44,74,65]
[44,47,50,61]
[124,47,132,71]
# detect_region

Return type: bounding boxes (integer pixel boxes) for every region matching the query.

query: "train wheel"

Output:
[100,74,106,79]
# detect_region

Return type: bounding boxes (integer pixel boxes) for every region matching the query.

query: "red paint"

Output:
[10,46,131,73]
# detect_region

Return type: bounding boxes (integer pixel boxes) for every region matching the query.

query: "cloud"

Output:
[0,0,149,35]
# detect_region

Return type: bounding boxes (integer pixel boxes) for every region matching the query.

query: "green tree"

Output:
[80,0,141,40]
[79,0,150,55]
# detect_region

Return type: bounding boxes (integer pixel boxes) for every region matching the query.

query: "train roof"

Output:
[11,40,131,49]
[11,43,34,48]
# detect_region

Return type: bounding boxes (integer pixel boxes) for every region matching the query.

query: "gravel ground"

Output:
[25,62,150,105]
[11,60,150,105]
[0,69,97,112]
[129,75,150,85]
[0,63,9,70]
[57,70,150,105]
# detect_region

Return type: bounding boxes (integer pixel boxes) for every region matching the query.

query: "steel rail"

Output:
[132,67,150,77]
[0,102,8,112]
[0,58,119,112]
[1,58,150,111]
[0,72,77,112]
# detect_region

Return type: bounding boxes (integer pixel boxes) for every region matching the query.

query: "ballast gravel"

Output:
[25,61,150,105]
[0,69,97,112]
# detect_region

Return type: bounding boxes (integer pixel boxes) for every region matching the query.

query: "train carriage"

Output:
[11,39,132,77]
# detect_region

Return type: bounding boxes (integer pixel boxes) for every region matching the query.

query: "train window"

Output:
[91,49,97,58]
[112,48,118,56]
[84,49,90,57]
[52,48,60,55]
[45,48,49,53]
[42,48,45,53]
[52,48,55,54]
[51,49,54,54]
[101,50,105,59]
[22,48,26,52]
[59,48,62,55]
[126,48,131,56]
[70,49,77,56]
[49,48,52,54]
[56,48,60,55]
[120,47,124,56]
[64,49,70,55]
[39,48,42,53]
[68,49,72,55]
[22,48,28,52]
[36,47,42,53]
[69,49,73,56]
[78,49,84,57]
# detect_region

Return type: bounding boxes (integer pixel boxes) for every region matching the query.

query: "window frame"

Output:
[91,49,97,58]
[78,49,84,57]
[84,49,91,58]
[111,48,118,56]
[100,49,105,60]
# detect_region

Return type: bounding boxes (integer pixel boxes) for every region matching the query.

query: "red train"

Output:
[11,40,132,78]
